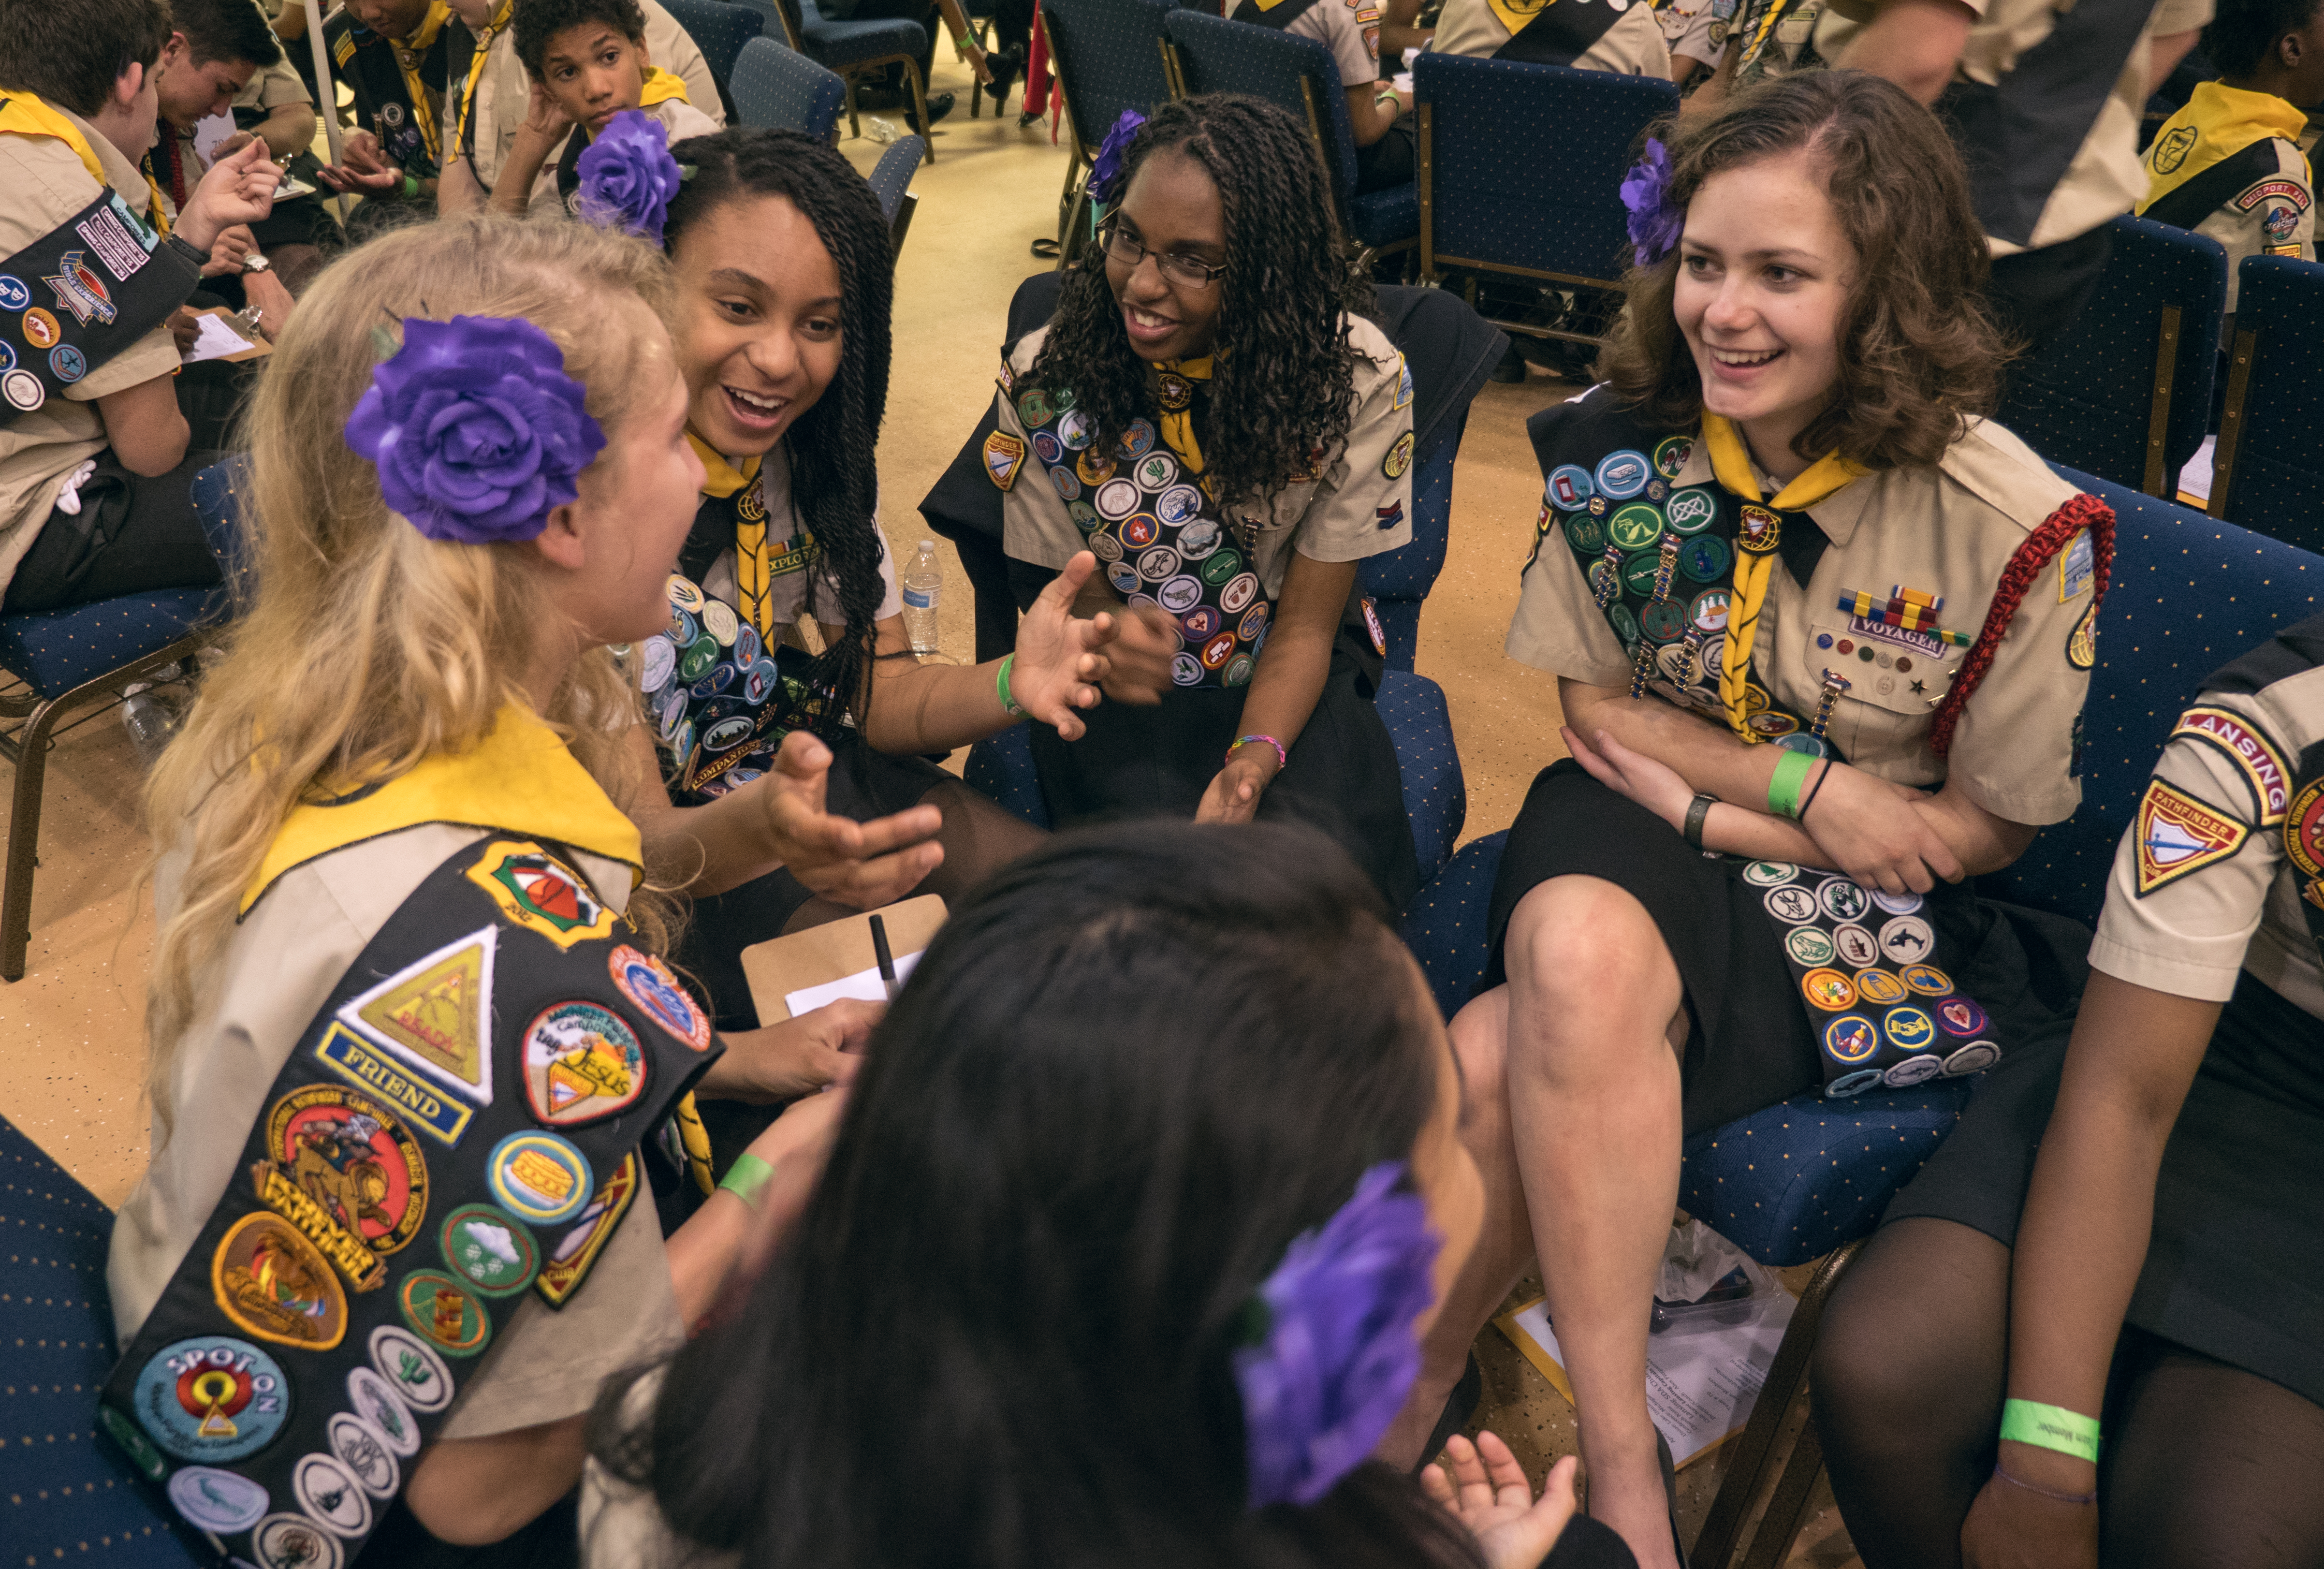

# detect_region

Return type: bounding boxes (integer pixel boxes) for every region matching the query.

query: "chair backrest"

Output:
[867,133,925,251]
[2212,254,2324,550]
[729,34,848,140]
[1164,11,1359,219]
[1043,0,1181,159]
[1359,407,1464,670]
[658,0,764,122]
[1413,50,1678,290]
[1977,465,2324,925]
[728,0,804,55]
[1996,215,2225,499]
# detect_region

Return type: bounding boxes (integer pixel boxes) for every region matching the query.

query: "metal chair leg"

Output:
[0,693,58,983]
[846,73,862,140]
[904,57,935,161]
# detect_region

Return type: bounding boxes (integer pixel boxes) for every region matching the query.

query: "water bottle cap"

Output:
[920,540,936,551]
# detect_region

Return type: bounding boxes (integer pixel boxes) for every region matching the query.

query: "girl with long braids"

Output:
[614,127,1155,1038]
[990,95,1422,909]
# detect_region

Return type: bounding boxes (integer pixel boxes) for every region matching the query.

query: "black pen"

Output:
[870,913,899,1001]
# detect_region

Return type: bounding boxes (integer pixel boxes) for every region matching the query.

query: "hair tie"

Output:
[344,315,606,544]
[1620,137,1682,269]
[576,108,686,242]
[1233,1161,1440,1509]
[1085,108,1148,211]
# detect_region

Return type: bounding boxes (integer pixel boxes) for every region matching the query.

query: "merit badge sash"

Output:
[0,191,197,427]
[99,836,720,1566]
[1740,861,2005,1098]
[1017,381,1273,692]
[642,560,841,804]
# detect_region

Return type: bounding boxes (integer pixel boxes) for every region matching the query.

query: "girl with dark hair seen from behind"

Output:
[1376,73,2113,1569]
[603,127,1162,1063]
[583,821,1640,1569]
[990,94,1423,909]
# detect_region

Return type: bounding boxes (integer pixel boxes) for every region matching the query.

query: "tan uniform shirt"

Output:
[1238,0,1385,88]
[0,107,180,599]
[465,0,724,202]
[108,823,683,1440]
[996,314,1415,601]
[1429,0,1672,75]
[1817,0,2214,255]
[1507,391,2095,825]
[2090,661,2324,1016]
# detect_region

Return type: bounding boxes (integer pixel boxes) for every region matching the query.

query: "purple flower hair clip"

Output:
[1085,108,1148,210]
[575,108,686,242]
[1233,1162,1441,1510]
[1621,138,1683,270]
[345,315,606,545]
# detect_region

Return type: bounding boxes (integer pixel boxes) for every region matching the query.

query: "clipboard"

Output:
[184,307,272,363]
[737,894,948,1024]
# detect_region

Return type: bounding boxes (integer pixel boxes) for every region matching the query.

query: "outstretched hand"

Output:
[316,130,401,195]
[176,138,280,255]
[743,730,944,906]
[1008,552,1139,740]
[1420,1435,1582,1569]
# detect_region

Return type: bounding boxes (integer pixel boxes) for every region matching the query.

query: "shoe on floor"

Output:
[906,90,955,132]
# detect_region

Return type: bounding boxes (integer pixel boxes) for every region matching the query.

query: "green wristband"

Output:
[995,652,1025,718]
[1766,748,1815,820]
[400,172,421,200]
[717,1152,775,1210]
[2000,1399,2101,1465]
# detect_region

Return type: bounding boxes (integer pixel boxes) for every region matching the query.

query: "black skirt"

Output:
[1026,630,1422,911]
[1484,760,2088,1136]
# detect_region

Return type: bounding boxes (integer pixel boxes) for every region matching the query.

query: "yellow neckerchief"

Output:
[1155,355,1213,475]
[639,67,689,107]
[0,92,172,236]
[1483,0,1555,40]
[240,703,643,916]
[388,2,455,165]
[2138,81,2314,214]
[1702,413,1866,741]
[450,0,515,161]
[689,430,788,642]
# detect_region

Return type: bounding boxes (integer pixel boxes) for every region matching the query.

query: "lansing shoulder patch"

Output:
[982,429,1024,491]
[2134,778,2250,895]
[2170,705,2292,824]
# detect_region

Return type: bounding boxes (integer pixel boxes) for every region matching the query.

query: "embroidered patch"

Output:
[1822,1014,1879,1064]
[338,927,497,1105]
[41,250,115,325]
[982,429,1024,491]
[1900,963,1952,996]
[252,1513,344,1569]
[211,1211,350,1350]
[2233,178,2310,213]
[465,841,616,950]
[2263,203,2300,241]
[325,1411,400,1500]
[2150,123,2195,174]
[367,1323,454,1413]
[2058,530,2093,601]
[535,1152,641,1306]
[2171,705,2291,824]
[1375,499,1404,530]
[133,1338,291,1463]
[487,1130,593,1224]
[292,1452,371,1538]
[396,1269,491,1358]
[2267,243,2305,256]
[2134,777,2249,894]
[610,944,712,1050]
[168,1465,271,1533]
[2283,777,2324,877]
[996,356,1016,394]
[438,1203,539,1298]
[21,306,60,349]
[313,1023,475,1146]
[258,1082,428,1283]
[1800,968,1856,1011]
[1383,430,1414,480]
[1392,357,1413,411]
[1653,435,1694,478]
[1882,1006,1936,1051]
[345,1366,421,1459]
[522,1000,646,1125]
[2062,601,2098,670]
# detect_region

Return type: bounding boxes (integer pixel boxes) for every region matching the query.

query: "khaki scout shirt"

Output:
[110,822,682,1440]
[0,107,182,599]
[1507,389,2095,825]
[1818,0,2214,255]
[464,0,724,203]
[996,314,1416,601]
[1236,0,1385,89]
[2090,651,2324,1017]
[1431,0,1672,73]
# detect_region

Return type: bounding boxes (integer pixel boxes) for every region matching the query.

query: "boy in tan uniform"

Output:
[1427,0,1673,74]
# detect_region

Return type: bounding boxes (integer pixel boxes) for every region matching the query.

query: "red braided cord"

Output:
[1929,491,2115,758]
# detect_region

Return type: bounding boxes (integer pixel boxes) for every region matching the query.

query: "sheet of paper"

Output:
[1496,1287,1797,1468]
[185,311,256,364]
[1393,72,1414,95]
[782,951,921,1017]
[2177,432,2216,506]
[193,111,237,163]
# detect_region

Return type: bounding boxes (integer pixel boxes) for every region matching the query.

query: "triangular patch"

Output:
[2133,779,2249,896]
[338,927,498,1104]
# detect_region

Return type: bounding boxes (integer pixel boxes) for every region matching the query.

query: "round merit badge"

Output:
[251,1513,344,1569]
[1116,418,1157,459]
[1121,513,1160,548]
[211,1211,351,1350]
[368,1323,453,1414]
[1900,963,1952,997]
[1048,466,1080,501]
[523,1002,644,1125]
[1,368,44,412]
[1106,560,1139,595]
[1881,1006,1937,1051]
[666,574,705,613]
[1741,861,1798,887]
[21,307,60,349]
[1136,545,1181,583]
[1546,464,1593,509]
[1941,1041,2001,1076]
[1817,878,1871,923]
[1800,968,1857,1012]
[1822,1015,1879,1065]
[1826,1068,1886,1099]
[1607,503,1663,552]
[346,1365,423,1454]
[326,1411,401,1499]
[1763,885,1819,924]
[1158,575,1203,614]
[1177,518,1220,558]
[263,1083,428,1260]
[1877,914,1935,965]
[1884,1054,1945,1088]
[1594,450,1651,499]
[1679,535,1730,583]
[1934,996,1989,1038]
[638,636,675,695]
[396,1269,492,1358]
[1664,487,1717,534]
[610,944,711,1050]
[0,274,27,310]
[1156,484,1204,525]
[168,1466,271,1534]
[1853,968,1907,1006]
[1783,926,1834,967]
[1220,573,1260,615]
[1031,430,1062,466]
[1171,652,1203,686]
[440,1202,540,1297]
[1223,654,1255,687]
[1870,888,1923,915]
[292,1451,372,1538]
[134,1337,291,1462]
[700,599,739,647]
[1830,924,1880,968]
[1199,548,1244,587]
[1057,409,1093,450]
[1653,435,1694,478]
[487,1130,594,1224]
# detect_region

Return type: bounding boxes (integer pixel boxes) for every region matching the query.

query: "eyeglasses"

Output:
[1097,221,1228,290]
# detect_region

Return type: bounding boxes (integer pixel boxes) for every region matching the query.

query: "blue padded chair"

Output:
[1413,51,1678,348]
[867,132,926,251]
[1040,0,1182,259]
[1396,471,2324,1567]
[1162,9,1419,266]
[659,0,765,122]
[728,34,849,140]
[0,1114,203,1563]
[2208,254,2324,550]
[776,0,940,157]
[1997,215,2225,499]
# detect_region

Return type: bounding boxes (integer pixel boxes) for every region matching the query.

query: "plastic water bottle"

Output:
[902,540,943,656]
[866,116,901,145]
[121,683,177,766]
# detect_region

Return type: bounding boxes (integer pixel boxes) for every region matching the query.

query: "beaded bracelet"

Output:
[1991,1464,2096,1507]
[1228,733,1287,771]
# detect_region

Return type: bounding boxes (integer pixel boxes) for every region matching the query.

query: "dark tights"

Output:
[1811,1217,2324,1569]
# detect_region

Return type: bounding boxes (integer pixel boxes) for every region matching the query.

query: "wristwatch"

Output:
[240,252,272,276]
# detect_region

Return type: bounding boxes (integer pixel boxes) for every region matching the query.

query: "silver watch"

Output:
[240,252,272,275]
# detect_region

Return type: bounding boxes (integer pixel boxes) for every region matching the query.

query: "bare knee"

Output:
[1505,876,1673,1004]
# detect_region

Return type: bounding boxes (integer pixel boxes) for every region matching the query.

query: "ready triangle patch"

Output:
[338,926,498,1104]
[2133,779,2249,896]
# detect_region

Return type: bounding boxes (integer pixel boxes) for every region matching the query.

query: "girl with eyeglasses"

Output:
[987,94,1423,909]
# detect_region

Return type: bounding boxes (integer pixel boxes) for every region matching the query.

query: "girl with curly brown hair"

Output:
[1374,71,2114,1569]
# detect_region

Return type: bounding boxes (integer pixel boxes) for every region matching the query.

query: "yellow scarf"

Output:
[2139,81,2314,215]
[640,67,690,107]
[0,91,171,236]
[1481,0,1556,40]
[1702,413,1865,742]
[689,431,789,643]
[390,2,455,165]
[1155,355,1212,475]
[450,0,515,160]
